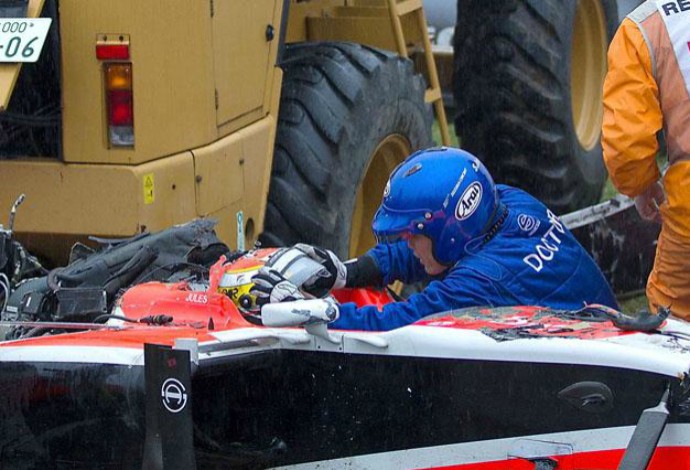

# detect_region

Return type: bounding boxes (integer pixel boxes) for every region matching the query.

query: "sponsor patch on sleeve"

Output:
[517,213,540,235]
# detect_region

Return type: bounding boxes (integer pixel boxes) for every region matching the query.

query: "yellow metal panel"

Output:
[192,133,245,217]
[331,6,388,17]
[238,115,276,246]
[134,155,198,231]
[261,0,285,131]
[192,114,275,249]
[305,10,417,51]
[285,0,346,43]
[307,16,397,50]
[60,0,217,165]
[0,152,196,237]
[213,0,277,127]
[394,0,422,16]
[216,108,264,138]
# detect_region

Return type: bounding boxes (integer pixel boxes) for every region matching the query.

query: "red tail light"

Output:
[96,44,130,61]
[108,90,133,126]
[104,63,134,147]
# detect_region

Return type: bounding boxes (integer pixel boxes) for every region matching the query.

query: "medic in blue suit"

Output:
[252,147,618,331]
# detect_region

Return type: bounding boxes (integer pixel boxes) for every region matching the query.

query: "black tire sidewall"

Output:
[337,57,431,252]
[262,43,432,257]
[453,0,618,213]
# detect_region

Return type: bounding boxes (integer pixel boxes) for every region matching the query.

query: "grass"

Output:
[432,118,650,313]
[618,293,650,314]
[432,119,460,147]
[601,178,620,202]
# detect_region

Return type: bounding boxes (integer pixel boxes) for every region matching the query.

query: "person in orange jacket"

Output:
[602,1,690,319]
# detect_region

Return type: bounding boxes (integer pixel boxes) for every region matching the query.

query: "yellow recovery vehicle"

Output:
[0,0,621,266]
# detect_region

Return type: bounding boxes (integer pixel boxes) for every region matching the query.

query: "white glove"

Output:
[250,267,305,307]
[262,247,326,288]
[634,180,665,224]
[293,243,347,297]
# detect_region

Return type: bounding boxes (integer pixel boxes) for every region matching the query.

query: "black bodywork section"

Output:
[0,348,687,468]
[0,361,146,468]
[143,344,196,470]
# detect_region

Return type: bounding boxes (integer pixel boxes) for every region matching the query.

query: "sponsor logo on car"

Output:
[185,293,208,304]
[161,378,188,413]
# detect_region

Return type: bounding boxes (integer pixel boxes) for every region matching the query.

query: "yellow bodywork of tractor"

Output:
[0,0,440,260]
[0,0,620,267]
[0,0,443,265]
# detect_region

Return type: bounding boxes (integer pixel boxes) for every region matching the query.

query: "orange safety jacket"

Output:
[602,0,690,238]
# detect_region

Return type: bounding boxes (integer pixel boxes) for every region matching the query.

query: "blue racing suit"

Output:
[331,185,618,331]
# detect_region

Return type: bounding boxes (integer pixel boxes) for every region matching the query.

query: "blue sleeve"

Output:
[367,241,428,285]
[331,269,499,331]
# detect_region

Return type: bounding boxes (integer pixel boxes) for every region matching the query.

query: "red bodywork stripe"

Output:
[416,447,690,469]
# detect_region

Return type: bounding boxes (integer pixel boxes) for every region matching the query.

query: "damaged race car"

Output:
[0,235,689,469]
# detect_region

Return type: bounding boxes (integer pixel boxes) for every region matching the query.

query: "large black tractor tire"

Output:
[260,42,433,258]
[453,0,618,214]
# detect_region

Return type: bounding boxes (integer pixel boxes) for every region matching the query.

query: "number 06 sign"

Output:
[0,18,52,63]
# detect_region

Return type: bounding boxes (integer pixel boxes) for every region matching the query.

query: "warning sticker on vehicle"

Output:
[143,173,154,204]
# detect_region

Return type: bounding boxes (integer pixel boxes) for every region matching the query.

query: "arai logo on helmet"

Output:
[455,182,482,221]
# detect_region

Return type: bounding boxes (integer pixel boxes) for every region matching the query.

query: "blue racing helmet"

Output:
[372,147,499,265]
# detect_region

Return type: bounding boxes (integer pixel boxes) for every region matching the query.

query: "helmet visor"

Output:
[372,205,433,245]
[375,231,412,245]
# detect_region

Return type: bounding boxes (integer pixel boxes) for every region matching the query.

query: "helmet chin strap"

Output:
[480,202,509,246]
